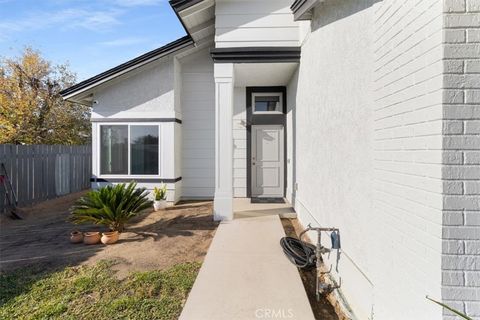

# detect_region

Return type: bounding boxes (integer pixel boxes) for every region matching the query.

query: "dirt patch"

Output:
[0,191,218,278]
[281,218,341,320]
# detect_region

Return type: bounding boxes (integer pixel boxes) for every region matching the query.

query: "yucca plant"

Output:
[70,182,153,232]
[426,296,472,320]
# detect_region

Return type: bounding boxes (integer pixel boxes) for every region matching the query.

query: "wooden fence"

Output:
[0,144,91,212]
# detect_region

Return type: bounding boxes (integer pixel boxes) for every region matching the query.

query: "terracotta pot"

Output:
[83,232,101,245]
[153,200,167,211]
[101,231,119,245]
[70,231,83,244]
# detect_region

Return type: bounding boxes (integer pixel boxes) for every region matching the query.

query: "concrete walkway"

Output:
[180,215,315,320]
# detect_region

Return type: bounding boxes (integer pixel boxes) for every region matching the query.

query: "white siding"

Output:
[174,122,183,203]
[233,87,247,197]
[174,58,183,194]
[180,48,215,198]
[215,0,300,48]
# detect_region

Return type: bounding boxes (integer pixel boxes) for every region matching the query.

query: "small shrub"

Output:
[153,184,167,201]
[70,182,152,232]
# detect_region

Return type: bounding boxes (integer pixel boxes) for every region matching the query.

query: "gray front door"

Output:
[251,125,284,197]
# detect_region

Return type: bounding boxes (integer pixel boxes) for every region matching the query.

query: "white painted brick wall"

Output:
[373,0,445,318]
[442,1,480,318]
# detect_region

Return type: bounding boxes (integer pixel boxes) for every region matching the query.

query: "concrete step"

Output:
[233,198,297,219]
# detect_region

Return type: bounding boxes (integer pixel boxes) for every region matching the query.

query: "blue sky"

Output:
[0,0,186,81]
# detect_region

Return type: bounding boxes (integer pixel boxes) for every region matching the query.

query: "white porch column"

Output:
[213,63,234,221]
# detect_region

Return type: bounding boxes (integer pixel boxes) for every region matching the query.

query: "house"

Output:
[61,0,480,319]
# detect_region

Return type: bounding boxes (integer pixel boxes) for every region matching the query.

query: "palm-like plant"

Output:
[70,182,153,232]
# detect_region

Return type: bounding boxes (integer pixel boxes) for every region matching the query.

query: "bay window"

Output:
[100,124,160,176]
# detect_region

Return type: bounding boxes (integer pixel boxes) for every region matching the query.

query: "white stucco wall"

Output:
[215,0,301,48]
[288,1,376,318]
[287,0,446,318]
[180,48,216,199]
[92,57,176,119]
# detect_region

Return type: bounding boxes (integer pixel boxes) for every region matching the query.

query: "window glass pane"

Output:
[254,95,281,112]
[131,125,159,175]
[100,125,128,175]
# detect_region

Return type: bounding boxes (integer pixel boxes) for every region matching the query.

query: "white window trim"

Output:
[97,122,161,178]
[252,92,283,115]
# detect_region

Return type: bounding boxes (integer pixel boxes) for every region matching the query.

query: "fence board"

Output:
[0,145,5,211]
[0,144,91,213]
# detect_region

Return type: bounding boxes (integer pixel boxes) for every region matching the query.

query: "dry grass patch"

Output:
[0,260,200,320]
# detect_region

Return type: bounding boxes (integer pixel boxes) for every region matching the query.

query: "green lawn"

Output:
[0,261,200,320]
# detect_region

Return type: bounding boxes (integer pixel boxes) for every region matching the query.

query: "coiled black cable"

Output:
[280,237,316,269]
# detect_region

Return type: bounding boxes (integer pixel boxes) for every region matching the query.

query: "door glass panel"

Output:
[100,125,128,175]
[254,94,282,113]
[131,125,159,175]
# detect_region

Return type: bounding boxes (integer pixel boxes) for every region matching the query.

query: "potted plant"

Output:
[70,182,153,245]
[152,184,167,211]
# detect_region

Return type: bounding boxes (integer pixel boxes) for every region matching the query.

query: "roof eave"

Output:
[169,0,205,12]
[211,47,301,63]
[60,35,194,100]
[291,0,321,21]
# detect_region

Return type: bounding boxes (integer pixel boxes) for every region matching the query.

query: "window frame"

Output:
[252,92,284,115]
[97,122,161,178]
[99,124,129,176]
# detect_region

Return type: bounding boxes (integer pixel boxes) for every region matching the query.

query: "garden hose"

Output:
[280,236,316,269]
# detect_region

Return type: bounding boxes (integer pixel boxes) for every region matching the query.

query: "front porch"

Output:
[212,56,299,221]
